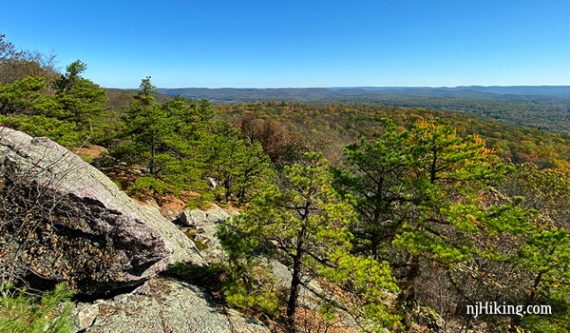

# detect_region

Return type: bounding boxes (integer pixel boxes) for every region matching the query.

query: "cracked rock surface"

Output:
[74,277,270,333]
[0,127,203,295]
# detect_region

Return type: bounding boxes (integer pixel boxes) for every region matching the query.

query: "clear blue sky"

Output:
[1,0,569,88]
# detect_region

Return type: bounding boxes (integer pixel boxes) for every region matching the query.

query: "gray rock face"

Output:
[76,277,270,333]
[0,127,203,294]
[74,303,99,331]
[175,208,207,227]
[136,203,204,266]
[179,204,230,261]
[204,204,231,223]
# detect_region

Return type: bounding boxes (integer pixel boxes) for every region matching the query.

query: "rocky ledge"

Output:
[0,127,203,295]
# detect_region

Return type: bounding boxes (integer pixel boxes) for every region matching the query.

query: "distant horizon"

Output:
[116,84,570,90]
[152,85,570,100]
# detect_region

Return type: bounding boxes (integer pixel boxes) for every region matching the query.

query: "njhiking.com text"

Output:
[467,302,551,319]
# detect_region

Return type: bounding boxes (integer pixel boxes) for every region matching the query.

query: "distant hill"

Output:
[157,86,570,102]
[155,86,570,133]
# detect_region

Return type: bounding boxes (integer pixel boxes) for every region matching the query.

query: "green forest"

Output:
[1,34,569,333]
[158,87,570,134]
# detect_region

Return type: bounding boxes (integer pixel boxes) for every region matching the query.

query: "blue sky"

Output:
[1,0,569,88]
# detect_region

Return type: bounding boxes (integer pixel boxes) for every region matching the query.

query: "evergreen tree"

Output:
[233,140,273,203]
[54,60,107,135]
[335,119,508,312]
[516,227,570,331]
[0,283,73,333]
[0,60,106,147]
[203,121,274,202]
[0,76,56,115]
[151,97,213,195]
[226,153,399,331]
[394,119,505,306]
[333,119,414,259]
[123,77,171,176]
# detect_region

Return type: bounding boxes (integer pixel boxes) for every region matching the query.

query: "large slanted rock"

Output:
[75,277,270,333]
[0,127,203,295]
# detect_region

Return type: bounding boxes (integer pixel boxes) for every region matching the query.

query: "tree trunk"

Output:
[287,208,309,332]
[287,250,303,331]
[370,204,382,261]
[371,176,384,260]
[223,173,232,203]
[237,168,252,204]
[398,254,420,308]
[371,226,383,261]
[430,144,438,184]
[149,140,156,176]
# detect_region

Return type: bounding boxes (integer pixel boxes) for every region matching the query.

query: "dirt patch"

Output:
[75,145,108,159]
[156,195,186,219]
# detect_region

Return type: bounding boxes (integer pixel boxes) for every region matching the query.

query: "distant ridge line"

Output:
[156,86,570,102]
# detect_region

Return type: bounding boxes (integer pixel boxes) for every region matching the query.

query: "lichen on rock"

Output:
[0,127,203,295]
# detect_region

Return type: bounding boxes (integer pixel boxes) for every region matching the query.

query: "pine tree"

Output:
[335,119,508,312]
[0,283,73,333]
[0,76,56,115]
[54,60,107,135]
[233,140,274,203]
[516,227,570,331]
[123,77,171,176]
[333,119,414,260]
[394,119,505,306]
[227,153,399,331]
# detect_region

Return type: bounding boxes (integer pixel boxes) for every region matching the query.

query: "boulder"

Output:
[175,208,207,227]
[204,203,231,223]
[412,306,445,332]
[206,176,218,189]
[177,204,231,261]
[74,277,270,333]
[0,127,203,295]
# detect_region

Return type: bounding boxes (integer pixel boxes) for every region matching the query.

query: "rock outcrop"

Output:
[175,207,208,227]
[74,277,270,333]
[175,204,231,261]
[0,127,203,295]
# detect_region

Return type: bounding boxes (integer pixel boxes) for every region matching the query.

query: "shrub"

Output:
[0,283,73,333]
